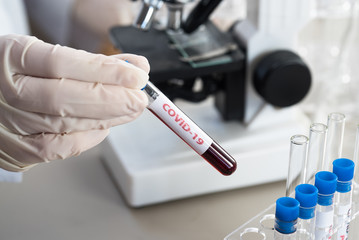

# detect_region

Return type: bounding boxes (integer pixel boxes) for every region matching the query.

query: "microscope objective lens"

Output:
[144,82,237,176]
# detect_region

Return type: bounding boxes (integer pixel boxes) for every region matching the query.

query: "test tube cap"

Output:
[333,158,354,181]
[315,171,337,194]
[275,197,300,222]
[333,158,355,193]
[295,184,318,219]
[295,184,318,207]
[315,171,337,206]
[275,197,299,234]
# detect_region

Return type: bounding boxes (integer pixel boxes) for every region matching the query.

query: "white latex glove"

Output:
[0,34,149,172]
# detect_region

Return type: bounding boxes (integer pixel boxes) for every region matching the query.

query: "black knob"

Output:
[253,50,311,107]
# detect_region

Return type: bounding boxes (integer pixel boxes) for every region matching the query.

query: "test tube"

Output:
[286,135,308,197]
[314,171,337,240]
[353,124,359,186]
[143,82,237,175]
[353,124,359,214]
[274,197,300,240]
[322,113,345,171]
[332,158,354,240]
[305,123,328,184]
[295,184,318,240]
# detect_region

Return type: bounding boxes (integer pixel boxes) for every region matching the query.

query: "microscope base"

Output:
[101,98,309,207]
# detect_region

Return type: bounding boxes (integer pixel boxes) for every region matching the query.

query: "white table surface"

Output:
[0,144,285,240]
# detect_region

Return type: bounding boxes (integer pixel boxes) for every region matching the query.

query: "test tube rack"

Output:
[224,202,359,240]
[225,113,359,240]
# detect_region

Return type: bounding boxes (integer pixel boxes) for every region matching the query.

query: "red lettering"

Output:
[182,123,190,132]
[197,138,204,145]
[163,104,170,112]
[168,109,176,117]
[175,114,183,123]
[162,103,201,140]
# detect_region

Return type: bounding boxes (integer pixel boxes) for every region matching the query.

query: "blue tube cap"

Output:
[275,197,300,222]
[333,158,355,193]
[295,184,318,208]
[315,171,337,194]
[315,171,337,206]
[275,197,299,234]
[295,184,318,219]
[333,158,355,181]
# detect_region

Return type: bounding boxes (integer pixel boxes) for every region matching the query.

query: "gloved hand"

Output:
[0,34,149,172]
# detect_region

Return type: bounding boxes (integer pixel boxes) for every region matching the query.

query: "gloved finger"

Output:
[112,54,150,74]
[3,75,148,119]
[0,101,142,135]
[0,127,109,172]
[1,34,149,89]
[0,151,35,172]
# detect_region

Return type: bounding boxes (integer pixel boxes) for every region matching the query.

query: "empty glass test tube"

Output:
[143,81,237,175]
[305,123,328,184]
[286,135,308,197]
[322,113,345,171]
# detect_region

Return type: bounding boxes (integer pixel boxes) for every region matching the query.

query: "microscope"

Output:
[102,0,314,207]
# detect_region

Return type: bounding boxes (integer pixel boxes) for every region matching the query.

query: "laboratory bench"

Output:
[0,144,285,240]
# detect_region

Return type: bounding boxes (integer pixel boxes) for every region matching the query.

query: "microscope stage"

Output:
[102,98,309,207]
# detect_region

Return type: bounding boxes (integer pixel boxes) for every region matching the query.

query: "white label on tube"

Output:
[336,204,351,240]
[148,94,213,155]
[336,219,349,240]
[315,208,334,240]
[316,208,334,228]
[337,203,351,216]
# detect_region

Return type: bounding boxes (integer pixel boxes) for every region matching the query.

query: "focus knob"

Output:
[253,50,311,107]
